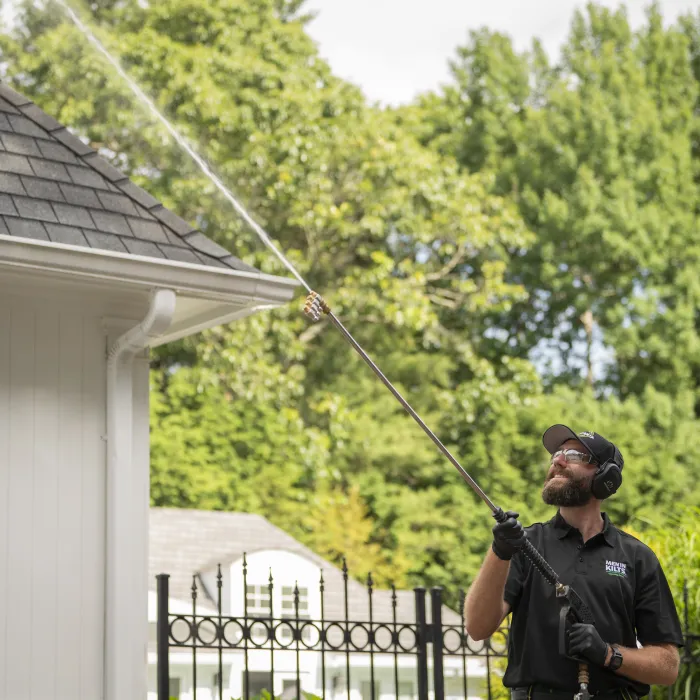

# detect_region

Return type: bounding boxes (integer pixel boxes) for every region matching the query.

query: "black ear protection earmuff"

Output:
[591,447,623,499]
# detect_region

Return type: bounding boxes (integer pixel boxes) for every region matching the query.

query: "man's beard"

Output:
[542,471,594,506]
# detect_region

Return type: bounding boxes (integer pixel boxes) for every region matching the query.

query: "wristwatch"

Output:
[608,645,623,671]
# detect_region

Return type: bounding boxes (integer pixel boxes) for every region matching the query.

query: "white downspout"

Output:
[104,288,177,700]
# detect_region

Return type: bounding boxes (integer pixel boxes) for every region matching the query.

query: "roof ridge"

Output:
[0,80,258,272]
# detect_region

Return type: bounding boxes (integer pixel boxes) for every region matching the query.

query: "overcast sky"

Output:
[303,0,700,106]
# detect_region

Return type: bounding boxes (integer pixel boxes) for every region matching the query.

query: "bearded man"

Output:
[464,425,684,699]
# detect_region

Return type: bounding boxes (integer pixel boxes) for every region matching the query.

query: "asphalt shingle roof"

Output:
[149,507,464,627]
[0,81,257,273]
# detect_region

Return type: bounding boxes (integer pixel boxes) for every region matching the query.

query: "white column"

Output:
[105,346,138,700]
[132,352,152,697]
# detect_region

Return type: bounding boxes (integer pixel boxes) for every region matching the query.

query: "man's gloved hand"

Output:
[567,623,609,666]
[491,511,526,560]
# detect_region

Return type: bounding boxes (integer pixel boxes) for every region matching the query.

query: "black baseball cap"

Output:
[542,424,624,469]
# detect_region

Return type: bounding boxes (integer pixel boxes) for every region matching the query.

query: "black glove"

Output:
[491,510,526,560]
[567,623,609,666]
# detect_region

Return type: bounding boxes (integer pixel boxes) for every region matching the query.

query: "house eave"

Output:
[145,301,282,347]
[0,234,299,306]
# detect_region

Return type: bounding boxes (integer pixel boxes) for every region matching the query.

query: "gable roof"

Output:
[0,81,258,274]
[149,507,463,627]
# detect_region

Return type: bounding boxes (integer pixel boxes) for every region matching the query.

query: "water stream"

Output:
[52,0,312,292]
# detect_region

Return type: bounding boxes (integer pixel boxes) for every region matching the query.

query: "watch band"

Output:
[608,645,623,671]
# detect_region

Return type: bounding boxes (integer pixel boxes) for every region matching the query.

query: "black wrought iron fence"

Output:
[155,555,508,700]
[155,559,696,700]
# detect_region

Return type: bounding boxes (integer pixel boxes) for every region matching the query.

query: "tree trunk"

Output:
[580,308,594,388]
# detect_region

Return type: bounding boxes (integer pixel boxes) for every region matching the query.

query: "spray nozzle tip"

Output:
[303,291,330,321]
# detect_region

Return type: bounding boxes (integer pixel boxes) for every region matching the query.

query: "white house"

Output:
[147,508,491,700]
[0,82,298,700]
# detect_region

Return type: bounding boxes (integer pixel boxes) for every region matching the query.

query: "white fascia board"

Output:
[0,235,300,306]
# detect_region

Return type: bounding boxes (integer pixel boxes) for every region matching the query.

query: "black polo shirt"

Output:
[502,510,683,697]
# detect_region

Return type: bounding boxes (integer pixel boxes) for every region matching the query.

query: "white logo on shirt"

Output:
[605,560,627,577]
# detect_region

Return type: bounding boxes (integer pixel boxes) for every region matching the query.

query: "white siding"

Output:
[0,295,107,700]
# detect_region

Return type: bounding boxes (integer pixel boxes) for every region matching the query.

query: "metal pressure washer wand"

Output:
[304,291,592,700]
[304,291,497,511]
[303,293,562,581]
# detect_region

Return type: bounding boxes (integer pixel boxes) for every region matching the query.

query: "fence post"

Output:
[430,588,445,700]
[157,574,170,700]
[415,587,429,700]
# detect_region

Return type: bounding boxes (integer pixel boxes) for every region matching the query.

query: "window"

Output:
[246,584,272,616]
[245,583,313,644]
[281,586,309,617]
[168,677,181,700]
[280,586,310,643]
[246,584,273,644]
[243,671,273,699]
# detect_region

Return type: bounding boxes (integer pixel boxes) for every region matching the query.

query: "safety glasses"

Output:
[550,449,595,465]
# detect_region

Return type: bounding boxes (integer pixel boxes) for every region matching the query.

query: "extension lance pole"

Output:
[303,293,594,700]
[52,4,594,693]
[302,291,561,580]
[335,311,495,506]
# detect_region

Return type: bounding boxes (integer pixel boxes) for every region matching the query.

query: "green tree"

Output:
[0,0,543,588]
[622,508,700,699]
[4,0,700,606]
[300,484,408,587]
[398,28,543,182]
[410,3,700,400]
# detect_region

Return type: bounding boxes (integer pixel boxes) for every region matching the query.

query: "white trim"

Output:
[0,235,299,305]
[150,301,278,347]
[104,290,177,700]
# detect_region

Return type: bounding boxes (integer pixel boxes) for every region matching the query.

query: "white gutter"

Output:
[0,234,299,305]
[104,288,177,700]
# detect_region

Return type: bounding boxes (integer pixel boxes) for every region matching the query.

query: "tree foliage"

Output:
[622,508,700,699]
[409,3,700,400]
[2,0,700,624]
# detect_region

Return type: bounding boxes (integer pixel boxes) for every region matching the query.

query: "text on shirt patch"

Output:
[605,560,627,577]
